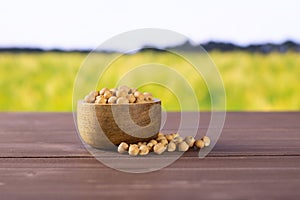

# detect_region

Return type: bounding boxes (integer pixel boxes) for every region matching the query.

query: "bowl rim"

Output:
[78,98,161,106]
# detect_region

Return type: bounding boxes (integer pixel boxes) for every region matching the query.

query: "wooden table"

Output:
[0,112,299,199]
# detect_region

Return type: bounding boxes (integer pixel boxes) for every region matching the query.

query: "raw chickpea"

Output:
[116,97,129,104]
[116,90,127,98]
[143,92,153,101]
[84,94,95,103]
[171,133,179,138]
[157,132,164,137]
[173,136,184,144]
[118,85,130,93]
[107,96,117,104]
[147,142,154,151]
[137,142,143,146]
[110,88,117,96]
[128,94,136,103]
[195,139,205,149]
[149,139,158,145]
[103,90,112,99]
[185,136,195,147]
[153,143,167,155]
[167,141,176,152]
[133,91,142,98]
[139,145,149,156]
[178,141,189,152]
[89,90,99,97]
[156,136,166,141]
[128,144,139,156]
[95,96,107,104]
[165,134,174,142]
[100,88,109,95]
[160,139,168,146]
[118,142,129,154]
[202,136,211,147]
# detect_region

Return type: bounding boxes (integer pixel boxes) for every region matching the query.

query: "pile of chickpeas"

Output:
[118,132,211,156]
[84,85,153,104]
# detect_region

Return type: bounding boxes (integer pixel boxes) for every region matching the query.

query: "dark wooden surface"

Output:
[0,112,299,200]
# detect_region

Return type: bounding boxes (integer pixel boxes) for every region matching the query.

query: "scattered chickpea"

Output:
[153,143,167,155]
[178,141,189,152]
[128,144,139,156]
[149,139,158,145]
[157,132,164,137]
[139,145,149,156]
[173,136,183,144]
[167,141,176,152]
[118,142,129,154]
[165,134,174,142]
[194,139,205,149]
[160,139,168,146]
[117,133,211,156]
[185,136,195,147]
[202,136,211,147]
[147,142,154,151]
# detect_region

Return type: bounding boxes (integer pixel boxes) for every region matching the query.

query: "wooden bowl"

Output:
[77,99,161,149]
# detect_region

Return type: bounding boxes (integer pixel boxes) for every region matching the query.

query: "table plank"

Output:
[0,112,299,200]
[0,156,299,200]
[0,112,299,157]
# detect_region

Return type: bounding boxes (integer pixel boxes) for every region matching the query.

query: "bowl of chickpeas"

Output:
[77,85,161,149]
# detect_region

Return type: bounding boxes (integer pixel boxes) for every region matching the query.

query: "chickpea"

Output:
[116,97,129,104]
[95,96,107,104]
[84,94,95,103]
[178,141,189,152]
[139,145,149,156]
[147,142,154,151]
[118,142,129,154]
[194,139,205,149]
[103,90,112,99]
[157,132,164,138]
[118,85,130,93]
[165,134,174,142]
[143,92,153,101]
[128,144,139,156]
[89,90,99,97]
[173,136,183,144]
[116,90,127,98]
[149,139,158,145]
[107,96,117,104]
[153,143,167,155]
[185,136,195,147]
[99,88,109,95]
[202,136,211,147]
[128,94,136,103]
[167,141,176,152]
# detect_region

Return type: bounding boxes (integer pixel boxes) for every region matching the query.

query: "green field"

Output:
[0,51,299,111]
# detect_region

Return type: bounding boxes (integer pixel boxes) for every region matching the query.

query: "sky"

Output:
[0,0,299,50]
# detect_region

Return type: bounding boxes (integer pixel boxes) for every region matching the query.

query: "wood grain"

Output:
[0,112,299,200]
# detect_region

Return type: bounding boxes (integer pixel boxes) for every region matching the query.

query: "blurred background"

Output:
[0,0,299,111]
